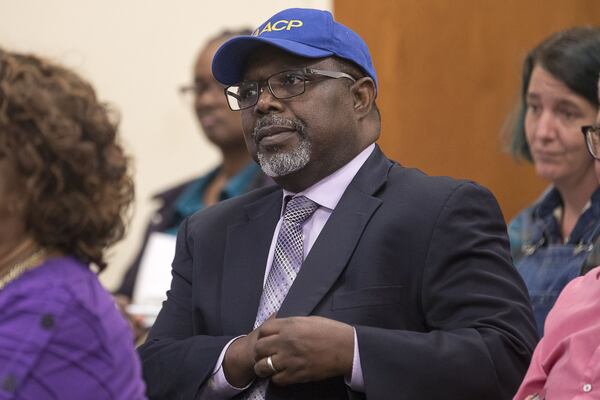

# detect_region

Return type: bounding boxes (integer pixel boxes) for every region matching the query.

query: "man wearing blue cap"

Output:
[140,8,537,400]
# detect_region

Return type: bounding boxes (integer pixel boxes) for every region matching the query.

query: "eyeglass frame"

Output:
[223,67,357,111]
[178,79,223,98]
[581,124,600,160]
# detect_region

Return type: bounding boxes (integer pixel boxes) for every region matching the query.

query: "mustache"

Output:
[252,115,305,139]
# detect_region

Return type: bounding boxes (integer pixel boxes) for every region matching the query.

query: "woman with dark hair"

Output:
[0,49,146,399]
[514,87,600,400]
[507,27,600,335]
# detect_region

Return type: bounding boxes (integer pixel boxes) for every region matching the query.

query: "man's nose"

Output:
[254,84,283,114]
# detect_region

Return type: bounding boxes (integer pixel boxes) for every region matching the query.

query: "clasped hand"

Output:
[224,316,354,387]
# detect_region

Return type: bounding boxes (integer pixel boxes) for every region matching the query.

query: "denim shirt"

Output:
[508,186,600,334]
[509,187,600,272]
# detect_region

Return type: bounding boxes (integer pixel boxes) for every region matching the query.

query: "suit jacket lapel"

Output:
[278,146,392,317]
[220,189,282,334]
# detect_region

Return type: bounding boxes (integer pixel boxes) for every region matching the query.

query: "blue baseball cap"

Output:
[211,8,378,91]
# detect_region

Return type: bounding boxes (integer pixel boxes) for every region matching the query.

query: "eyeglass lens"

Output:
[225,70,307,111]
[585,125,600,159]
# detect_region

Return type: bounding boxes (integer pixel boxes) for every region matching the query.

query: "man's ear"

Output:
[350,77,376,120]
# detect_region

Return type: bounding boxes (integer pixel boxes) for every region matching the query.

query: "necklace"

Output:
[0,248,46,290]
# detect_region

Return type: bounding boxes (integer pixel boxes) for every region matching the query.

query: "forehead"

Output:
[527,65,582,103]
[527,65,600,115]
[242,45,331,80]
[194,40,224,79]
[528,66,568,93]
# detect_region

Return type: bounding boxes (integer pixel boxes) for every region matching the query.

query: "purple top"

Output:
[0,256,146,399]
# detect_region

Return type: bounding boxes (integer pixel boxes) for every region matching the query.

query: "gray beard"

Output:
[257,138,311,177]
[253,115,311,178]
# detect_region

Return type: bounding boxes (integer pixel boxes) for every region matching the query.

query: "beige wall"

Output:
[0,0,331,289]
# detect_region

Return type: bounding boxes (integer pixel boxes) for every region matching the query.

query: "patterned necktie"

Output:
[243,195,318,399]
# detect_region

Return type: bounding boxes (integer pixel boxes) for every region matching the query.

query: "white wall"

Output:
[0,0,331,289]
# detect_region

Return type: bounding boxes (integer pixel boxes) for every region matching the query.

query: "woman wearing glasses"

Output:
[514,115,600,400]
[114,30,271,337]
[506,27,600,336]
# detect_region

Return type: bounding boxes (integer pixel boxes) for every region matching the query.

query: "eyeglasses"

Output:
[224,68,356,111]
[582,124,600,160]
[179,80,223,98]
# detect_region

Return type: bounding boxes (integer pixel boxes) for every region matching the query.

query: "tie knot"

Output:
[283,196,318,224]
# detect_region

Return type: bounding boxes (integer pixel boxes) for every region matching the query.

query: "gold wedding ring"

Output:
[267,355,278,373]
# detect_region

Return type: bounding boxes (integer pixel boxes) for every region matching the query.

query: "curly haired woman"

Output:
[0,49,146,399]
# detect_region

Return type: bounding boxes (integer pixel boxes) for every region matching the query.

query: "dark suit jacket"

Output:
[139,146,538,400]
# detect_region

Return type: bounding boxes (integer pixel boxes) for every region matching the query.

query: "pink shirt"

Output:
[514,266,600,400]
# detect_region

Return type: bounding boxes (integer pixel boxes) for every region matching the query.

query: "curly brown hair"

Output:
[0,49,134,271]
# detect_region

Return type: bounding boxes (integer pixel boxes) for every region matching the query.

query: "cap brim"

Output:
[212,36,334,85]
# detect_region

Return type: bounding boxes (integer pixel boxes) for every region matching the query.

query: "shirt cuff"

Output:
[344,328,365,392]
[200,336,254,399]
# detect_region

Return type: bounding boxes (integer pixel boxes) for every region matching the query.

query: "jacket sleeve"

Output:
[138,218,234,400]
[356,182,538,400]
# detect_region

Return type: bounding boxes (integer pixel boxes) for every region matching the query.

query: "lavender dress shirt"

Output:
[0,256,146,400]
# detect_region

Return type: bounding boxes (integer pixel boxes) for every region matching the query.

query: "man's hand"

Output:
[222,324,262,388]
[252,316,354,386]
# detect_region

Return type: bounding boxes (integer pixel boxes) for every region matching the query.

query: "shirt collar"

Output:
[538,186,600,221]
[536,186,563,219]
[281,143,375,212]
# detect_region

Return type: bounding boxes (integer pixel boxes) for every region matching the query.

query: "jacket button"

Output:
[1,375,16,393]
[41,314,55,329]
[583,383,592,392]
